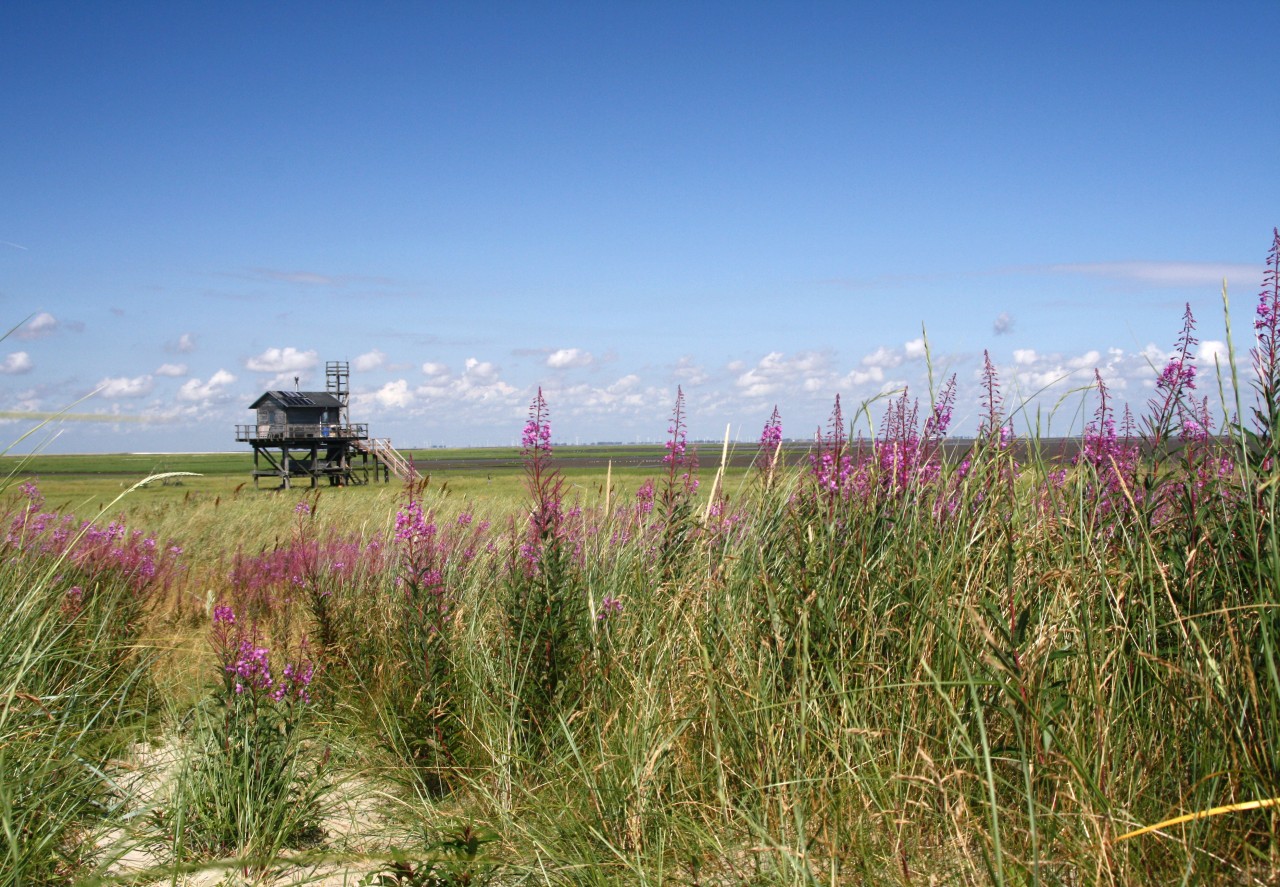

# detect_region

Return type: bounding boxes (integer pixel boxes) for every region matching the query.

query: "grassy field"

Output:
[0,443,768,516]
[5,264,1280,884]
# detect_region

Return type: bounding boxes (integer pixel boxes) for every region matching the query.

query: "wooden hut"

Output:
[235,361,414,488]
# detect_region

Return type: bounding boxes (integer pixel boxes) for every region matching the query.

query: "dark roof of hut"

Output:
[249,390,343,410]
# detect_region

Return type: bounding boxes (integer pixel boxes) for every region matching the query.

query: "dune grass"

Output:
[4,232,1280,884]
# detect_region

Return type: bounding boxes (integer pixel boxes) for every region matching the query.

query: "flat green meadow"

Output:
[1,444,749,514]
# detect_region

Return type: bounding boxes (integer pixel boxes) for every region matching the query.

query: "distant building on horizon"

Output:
[234,361,414,488]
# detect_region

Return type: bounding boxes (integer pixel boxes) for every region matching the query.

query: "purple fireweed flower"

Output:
[1071,370,1146,523]
[661,386,695,494]
[229,639,273,694]
[877,388,927,495]
[63,585,84,613]
[4,503,183,594]
[1145,303,1200,452]
[664,436,685,464]
[20,481,43,507]
[635,479,655,515]
[757,406,783,483]
[810,394,855,508]
[1250,228,1280,447]
[395,499,437,545]
[521,389,553,456]
[522,417,551,452]
[518,541,539,568]
[659,387,699,506]
[521,387,564,555]
[271,659,315,704]
[225,532,379,615]
[295,501,311,515]
[924,375,957,443]
[1182,417,1208,443]
[597,595,623,621]
[980,351,1004,440]
[208,608,318,705]
[1157,359,1197,394]
[759,406,783,453]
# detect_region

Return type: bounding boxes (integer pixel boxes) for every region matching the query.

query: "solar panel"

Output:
[276,391,316,407]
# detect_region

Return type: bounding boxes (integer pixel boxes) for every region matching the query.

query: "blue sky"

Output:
[2,1,1277,453]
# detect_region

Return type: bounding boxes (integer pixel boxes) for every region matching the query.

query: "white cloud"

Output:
[546,348,595,369]
[155,363,188,377]
[177,369,236,402]
[736,351,834,399]
[862,346,902,370]
[839,366,886,387]
[1198,340,1230,368]
[374,379,414,408]
[1067,350,1101,370]
[1050,261,1263,288]
[993,312,1014,336]
[96,375,154,398]
[403,357,519,413]
[350,353,526,439]
[246,347,318,374]
[354,349,386,372]
[1011,358,1091,392]
[542,374,665,418]
[1138,342,1173,369]
[458,358,512,397]
[735,353,785,398]
[672,356,709,386]
[1,352,33,374]
[11,389,40,412]
[903,337,927,360]
[1005,346,1149,402]
[17,312,58,340]
[173,333,196,354]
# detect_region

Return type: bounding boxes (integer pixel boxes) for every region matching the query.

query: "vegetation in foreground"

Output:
[3,231,1280,885]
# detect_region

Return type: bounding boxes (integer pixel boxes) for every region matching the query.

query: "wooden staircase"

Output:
[356,437,417,481]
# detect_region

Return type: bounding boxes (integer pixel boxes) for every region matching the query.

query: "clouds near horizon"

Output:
[1,352,33,375]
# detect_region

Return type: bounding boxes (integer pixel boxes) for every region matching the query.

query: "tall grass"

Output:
[0,488,158,884]
[3,231,1280,884]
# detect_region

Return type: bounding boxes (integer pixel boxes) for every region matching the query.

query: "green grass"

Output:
[3,431,1279,884]
[9,237,1280,883]
[0,445,758,532]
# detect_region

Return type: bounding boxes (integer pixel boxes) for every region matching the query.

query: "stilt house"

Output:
[235,361,414,488]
